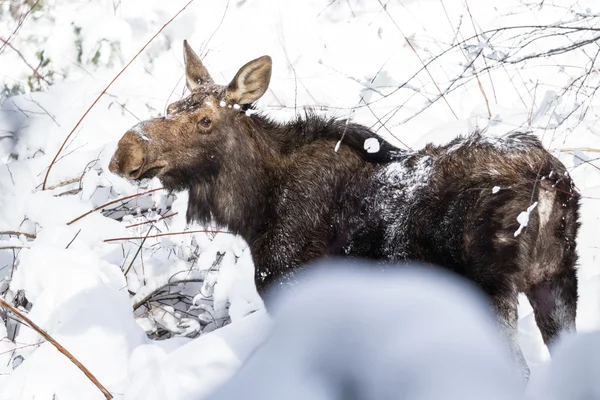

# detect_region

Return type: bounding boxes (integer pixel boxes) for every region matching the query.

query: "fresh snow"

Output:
[0,0,599,399]
[363,137,380,153]
[514,202,539,237]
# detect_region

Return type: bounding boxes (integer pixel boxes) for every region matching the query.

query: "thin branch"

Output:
[42,177,81,191]
[125,212,178,228]
[0,0,42,55]
[104,229,232,243]
[133,278,204,311]
[560,148,600,153]
[65,229,82,249]
[66,188,164,225]
[26,97,60,127]
[0,231,36,239]
[0,299,113,399]
[123,227,154,276]
[199,0,230,58]
[42,0,198,190]
[376,0,458,119]
[0,37,50,86]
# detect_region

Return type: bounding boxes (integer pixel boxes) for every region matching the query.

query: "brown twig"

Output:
[474,67,492,118]
[0,341,45,357]
[104,229,232,243]
[560,148,600,153]
[42,177,81,191]
[125,212,178,228]
[464,0,497,104]
[0,231,36,239]
[0,299,113,399]
[66,187,163,225]
[41,0,198,190]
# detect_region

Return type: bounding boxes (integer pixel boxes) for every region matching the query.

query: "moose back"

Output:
[109,40,580,378]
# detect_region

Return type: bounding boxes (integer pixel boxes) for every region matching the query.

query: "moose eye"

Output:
[197,116,212,131]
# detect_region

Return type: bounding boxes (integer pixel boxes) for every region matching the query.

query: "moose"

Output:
[109,40,580,379]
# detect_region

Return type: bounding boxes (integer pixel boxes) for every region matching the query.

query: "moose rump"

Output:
[366,133,580,376]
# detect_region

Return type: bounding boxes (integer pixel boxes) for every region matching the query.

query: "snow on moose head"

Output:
[108,40,272,192]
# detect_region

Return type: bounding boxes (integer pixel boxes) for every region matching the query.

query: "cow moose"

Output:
[109,40,580,379]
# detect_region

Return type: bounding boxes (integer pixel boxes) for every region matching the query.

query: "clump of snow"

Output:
[492,186,501,194]
[233,104,241,110]
[131,122,152,143]
[219,101,226,108]
[514,202,538,237]
[207,262,526,400]
[364,137,380,153]
[334,140,342,152]
[380,155,432,199]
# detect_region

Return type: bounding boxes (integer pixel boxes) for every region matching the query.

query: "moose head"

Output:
[108,40,272,192]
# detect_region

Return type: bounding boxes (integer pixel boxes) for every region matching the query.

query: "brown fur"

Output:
[109,41,580,379]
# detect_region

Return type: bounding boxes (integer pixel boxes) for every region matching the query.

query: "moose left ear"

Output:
[183,40,213,91]
[225,55,272,105]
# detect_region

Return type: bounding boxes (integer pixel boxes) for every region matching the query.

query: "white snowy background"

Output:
[0,0,599,399]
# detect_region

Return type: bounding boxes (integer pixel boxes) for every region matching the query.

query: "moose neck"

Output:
[186,116,275,241]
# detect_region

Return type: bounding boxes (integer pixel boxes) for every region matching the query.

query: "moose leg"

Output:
[488,285,530,381]
[524,268,577,354]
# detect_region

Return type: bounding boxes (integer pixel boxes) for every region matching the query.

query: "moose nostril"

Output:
[128,167,140,177]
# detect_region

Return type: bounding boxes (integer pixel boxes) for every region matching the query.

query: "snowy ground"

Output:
[0,0,599,399]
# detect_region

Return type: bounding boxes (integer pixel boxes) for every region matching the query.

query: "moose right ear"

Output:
[226,55,272,105]
[183,40,213,91]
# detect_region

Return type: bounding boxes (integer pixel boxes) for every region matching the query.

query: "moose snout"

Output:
[109,132,148,180]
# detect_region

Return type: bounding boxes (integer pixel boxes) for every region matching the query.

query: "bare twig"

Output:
[26,97,60,127]
[0,231,36,239]
[133,278,204,310]
[55,188,83,197]
[42,0,198,189]
[464,0,497,104]
[104,229,232,243]
[0,299,113,399]
[125,212,178,228]
[0,0,42,56]
[42,177,81,191]
[66,187,164,225]
[561,148,600,153]
[376,0,458,119]
[199,0,230,58]
[123,226,154,276]
[0,36,50,86]
[474,67,492,118]
[65,229,82,249]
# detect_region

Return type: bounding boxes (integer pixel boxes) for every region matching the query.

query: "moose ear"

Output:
[183,40,213,91]
[225,56,272,105]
